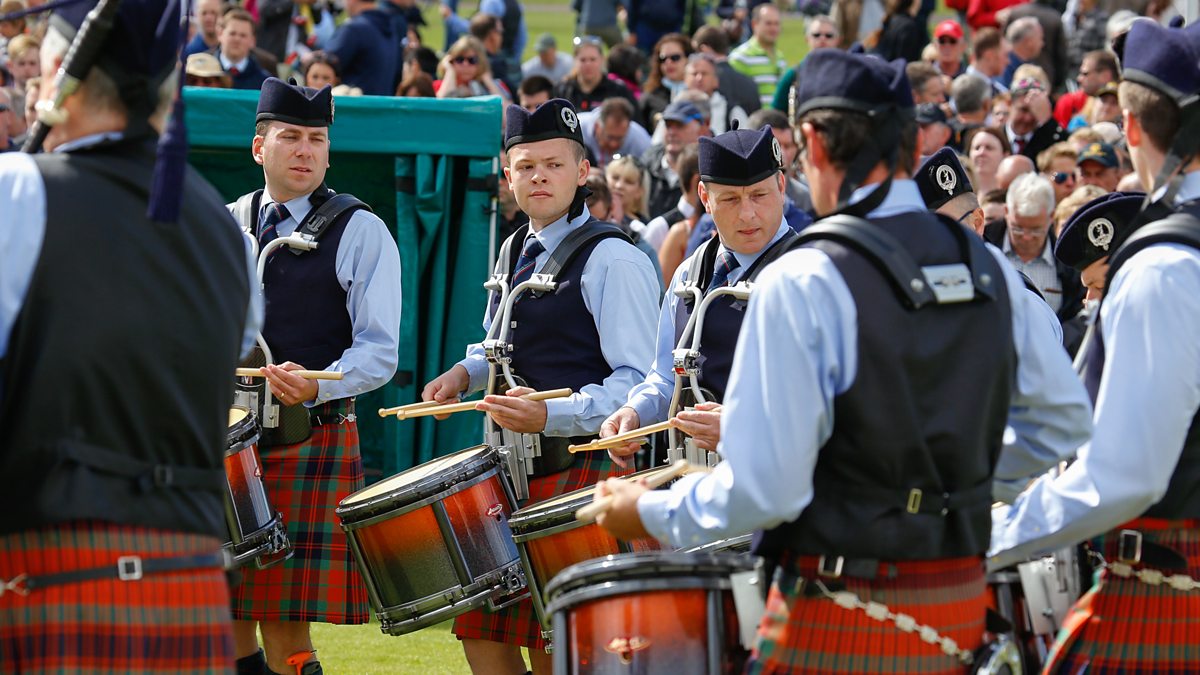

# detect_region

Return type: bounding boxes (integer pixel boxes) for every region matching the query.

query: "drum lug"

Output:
[262,402,280,430]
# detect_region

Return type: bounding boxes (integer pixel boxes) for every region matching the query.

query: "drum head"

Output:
[229,407,249,427]
[337,445,497,521]
[226,406,259,455]
[544,551,756,610]
[508,465,676,535]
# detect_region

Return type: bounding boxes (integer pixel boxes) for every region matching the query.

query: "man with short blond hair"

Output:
[729,4,786,107]
[213,7,271,89]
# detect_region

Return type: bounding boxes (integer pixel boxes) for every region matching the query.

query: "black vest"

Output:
[672,231,798,402]
[1082,202,1200,520]
[754,211,1015,561]
[500,0,522,57]
[0,140,249,538]
[240,190,357,370]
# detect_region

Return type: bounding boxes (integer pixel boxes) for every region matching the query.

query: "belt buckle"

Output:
[817,555,844,579]
[1117,529,1143,565]
[117,555,144,581]
[906,488,922,514]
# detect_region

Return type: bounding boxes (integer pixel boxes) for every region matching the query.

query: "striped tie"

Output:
[708,250,740,290]
[511,236,546,297]
[258,202,290,255]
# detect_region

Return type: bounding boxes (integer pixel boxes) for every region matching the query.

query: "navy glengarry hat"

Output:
[258,78,335,127]
[699,125,783,186]
[1054,191,1146,271]
[793,49,915,118]
[505,98,585,151]
[915,147,973,210]
[1125,20,1200,104]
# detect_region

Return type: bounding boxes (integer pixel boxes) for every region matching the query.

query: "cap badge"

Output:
[561,107,578,132]
[935,165,957,195]
[771,137,784,168]
[330,96,335,124]
[1088,218,1115,251]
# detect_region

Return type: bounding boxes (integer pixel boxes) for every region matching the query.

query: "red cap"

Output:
[934,20,964,40]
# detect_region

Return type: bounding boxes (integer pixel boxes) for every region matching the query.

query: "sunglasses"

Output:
[937,36,959,45]
[0,104,9,112]
[658,53,685,64]
[452,56,478,65]
[809,32,835,39]
[1049,171,1075,185]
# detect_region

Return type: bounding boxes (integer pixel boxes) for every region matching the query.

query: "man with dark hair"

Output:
[421,98,658,675]
[597,48,1089,673]
[326,0,399,95]
[644,99,710,220]
[693,24,761,118]
[469,13,513,93]
[183,0,223,57]
[966,27,1010,95]
[907,61,946,105]
[1001,16,1043,89]
[991,21,1200,672]
[517,74,553,111]
[522,33,572,83]
[1054,49,1119,127]
[228,78,401,675]
[1006,79,1067,161]
[580,96,651,167]
[0,0,260,671]
[214,8,273,90]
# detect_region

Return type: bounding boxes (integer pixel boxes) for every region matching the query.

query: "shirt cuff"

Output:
[636,488,679,547]
[627,394,663,428]
[304,379,333,408]
[458,355,490,395]
[543,397,576,437]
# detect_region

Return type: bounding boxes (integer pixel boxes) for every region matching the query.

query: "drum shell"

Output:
[335,445,524,635]
[223,407,292,569]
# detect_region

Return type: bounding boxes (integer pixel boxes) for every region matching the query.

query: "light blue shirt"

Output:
[457,206,660,437]
[989,170,1200,569]
[1,139,262,390]
[578,109,652,167]
[624,218,790,425]
[480,0,527,61]
[637,179,1093,550]
[233,190,403,406]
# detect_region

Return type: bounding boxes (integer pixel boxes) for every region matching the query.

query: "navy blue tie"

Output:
[511,236,546,290]
[708,250,740,290]
[258,202,290,255]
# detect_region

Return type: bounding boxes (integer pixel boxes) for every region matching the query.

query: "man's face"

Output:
[807,21,838,50]
[1046,155,1077,202]
[253,121,330,202]
[9,47,38,82]
[198,0,221,38]
[753,7,781,47]
[1009,95,1038,136]
[700,173,786,255]
[219,18,255,62]
[1006,210,1050,260]
[575,45,603,82]
[936,32,964,63]
[540,47,556,67]
[0,91,13,140]
[1076,56,1110,96]
[664,118,702,156]
[595,116,629,156]
[520,89,550,112]
[0,20,21,39]
[504,138,588,223]
[1080,256,1109,301]
[919,122,951,155]
[916,77,946,105]
[1016,24,1043,60]
[979,44,1007,77]
[1077,159,1119,191]
[486,26,503,54]
[685,59,718,96]
[1093,94,1120,124]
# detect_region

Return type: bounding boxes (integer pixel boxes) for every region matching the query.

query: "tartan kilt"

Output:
[0,520,233,674]
[1045,518,1200,675]
[229,406,368,624]
[452,451,631,649]
[747,555,987,675]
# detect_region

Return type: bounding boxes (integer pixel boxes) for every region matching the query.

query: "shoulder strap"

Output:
[233,190,263,235]
[1105,211,1200,293]
[742,228,800,282]
[285,190,371,256]
[537,219,632,281]
[498,223,531,279]
[931,212,1001,303]
[1016,270,1046,301]
[680,235,722,312]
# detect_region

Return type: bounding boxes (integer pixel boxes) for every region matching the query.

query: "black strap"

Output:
[57,439,225,493]
[932,211,1000,302]
[287,188,371,256]
[1105,211,1200,292]
[823,477,994,516]
[682,236,722,311]
[536,220,631,281]
[1016,270,1045,300]
[19,552,225,593]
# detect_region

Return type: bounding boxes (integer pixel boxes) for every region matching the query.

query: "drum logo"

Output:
[935,165,957,194]
[561,108,579,132]
[604,636,651,665]
[1088,217,1114,250]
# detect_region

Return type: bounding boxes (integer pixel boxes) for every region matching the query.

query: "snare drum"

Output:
[508,466,672,636]
[683,533,752,555]
[223,406,292,569]
[335,445,526,636]
[544,552,755,674]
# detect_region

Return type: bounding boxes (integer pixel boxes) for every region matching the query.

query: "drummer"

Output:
[421,98,659,674]
[595,49,1091,673]
[227,78,402,675]
[601,125,798,465]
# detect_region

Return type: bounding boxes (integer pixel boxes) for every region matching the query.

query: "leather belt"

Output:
[1116,528,1188,570]
[311,399,356,427]
[1,551,226,597]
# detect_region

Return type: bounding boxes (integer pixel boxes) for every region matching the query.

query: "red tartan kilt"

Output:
[452,451,631,649]
[0,520,234,674]
[748,555,987,675]
[229,416,369,624]
[1044,518,1200,675]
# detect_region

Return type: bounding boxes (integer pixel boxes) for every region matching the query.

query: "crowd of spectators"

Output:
[0,0,1183,349]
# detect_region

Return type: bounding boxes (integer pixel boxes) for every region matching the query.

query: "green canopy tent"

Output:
[185,88,502,479]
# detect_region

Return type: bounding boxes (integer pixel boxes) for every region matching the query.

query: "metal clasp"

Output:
[671,348,701,377]
[117,555,144,581]
[0,573,29,597]
[906,488,923,514]
[817,555,844,579]
[1117,529,1143,565]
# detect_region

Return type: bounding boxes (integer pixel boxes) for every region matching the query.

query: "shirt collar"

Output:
[675,194,696,219]
[1001,228,1054,264]
[716,218,790,270]
[261,191,317,231]
[218,51,250,72]
[848,179,927,218]
[1173,170,1200,204]
[53,131,125,153]
[528,204,593,255]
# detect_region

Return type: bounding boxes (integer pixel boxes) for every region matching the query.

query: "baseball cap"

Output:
[934,20,964,41]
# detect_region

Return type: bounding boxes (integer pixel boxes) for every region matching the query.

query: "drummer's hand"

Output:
[477,386,548,433]
[421,365,469,420]
[263,362,319,406]
[595,476,651,541]
[601,407,643,468]
[672,402,722,451]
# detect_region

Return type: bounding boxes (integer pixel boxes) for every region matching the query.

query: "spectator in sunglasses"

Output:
[769,15,840,114]
[1037,142,1079,204]
[639,33,691,130]
[933,20,967,78]
[435,35,506,99]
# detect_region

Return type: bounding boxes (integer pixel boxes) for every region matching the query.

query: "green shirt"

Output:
[728,37,787,108]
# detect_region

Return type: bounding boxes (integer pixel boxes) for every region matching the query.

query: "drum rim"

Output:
[681,533,754,554]
[226,406,260,456]
[336,444,497,520]
[544,574,733,617]
[508,466,673,534]
[543,551,757,602]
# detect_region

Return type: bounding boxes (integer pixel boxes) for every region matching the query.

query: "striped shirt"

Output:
[1003,235,1062,313]
[728,37,787,107]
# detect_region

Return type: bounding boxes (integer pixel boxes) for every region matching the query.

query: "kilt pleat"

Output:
[0,520,233,674]
[229,415,369,624]
[1045,518,1200,675]
[748,555,987,674]
[452,451,630,649]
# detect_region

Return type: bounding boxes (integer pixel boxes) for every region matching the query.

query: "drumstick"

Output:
[568,420,675,453]
[387,388,574,421]
[235,368,344,380]
[575,459,694,524]
[377,400,444,417]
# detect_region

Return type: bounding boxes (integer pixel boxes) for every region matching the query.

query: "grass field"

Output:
[311,619,476,673]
